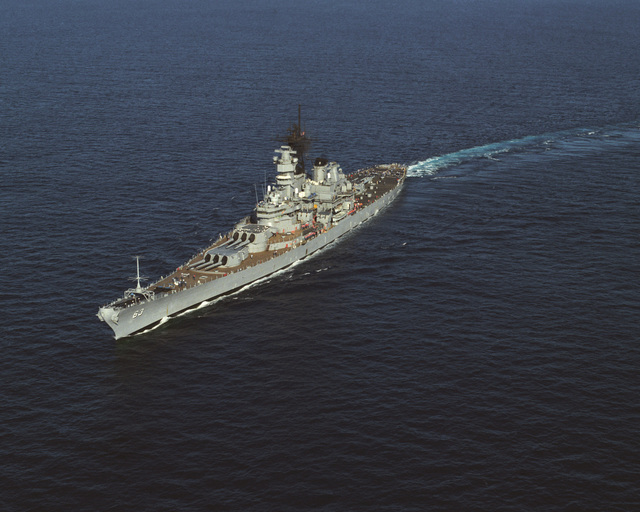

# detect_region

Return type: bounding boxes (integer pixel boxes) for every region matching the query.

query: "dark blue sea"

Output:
[1,0,639,510]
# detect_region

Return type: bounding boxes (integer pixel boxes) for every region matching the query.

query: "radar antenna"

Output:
[278,104,312,175]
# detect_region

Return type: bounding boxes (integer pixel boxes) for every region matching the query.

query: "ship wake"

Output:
[406,123,640,178]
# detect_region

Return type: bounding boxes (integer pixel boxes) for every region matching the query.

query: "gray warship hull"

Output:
[97,179,403,340]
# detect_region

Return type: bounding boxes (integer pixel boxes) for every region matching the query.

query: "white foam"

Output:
[406,127,615,179]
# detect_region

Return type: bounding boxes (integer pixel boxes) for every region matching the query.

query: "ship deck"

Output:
[116,164,406,306]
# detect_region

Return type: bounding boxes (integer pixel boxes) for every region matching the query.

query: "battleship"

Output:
[97,113,406,339]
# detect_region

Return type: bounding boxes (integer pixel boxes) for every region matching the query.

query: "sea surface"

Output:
[1,0,639,510]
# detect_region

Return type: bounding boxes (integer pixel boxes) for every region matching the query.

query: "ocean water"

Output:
[1,0,639,510]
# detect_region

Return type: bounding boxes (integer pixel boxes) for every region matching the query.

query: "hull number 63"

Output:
[132,308,144,319]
